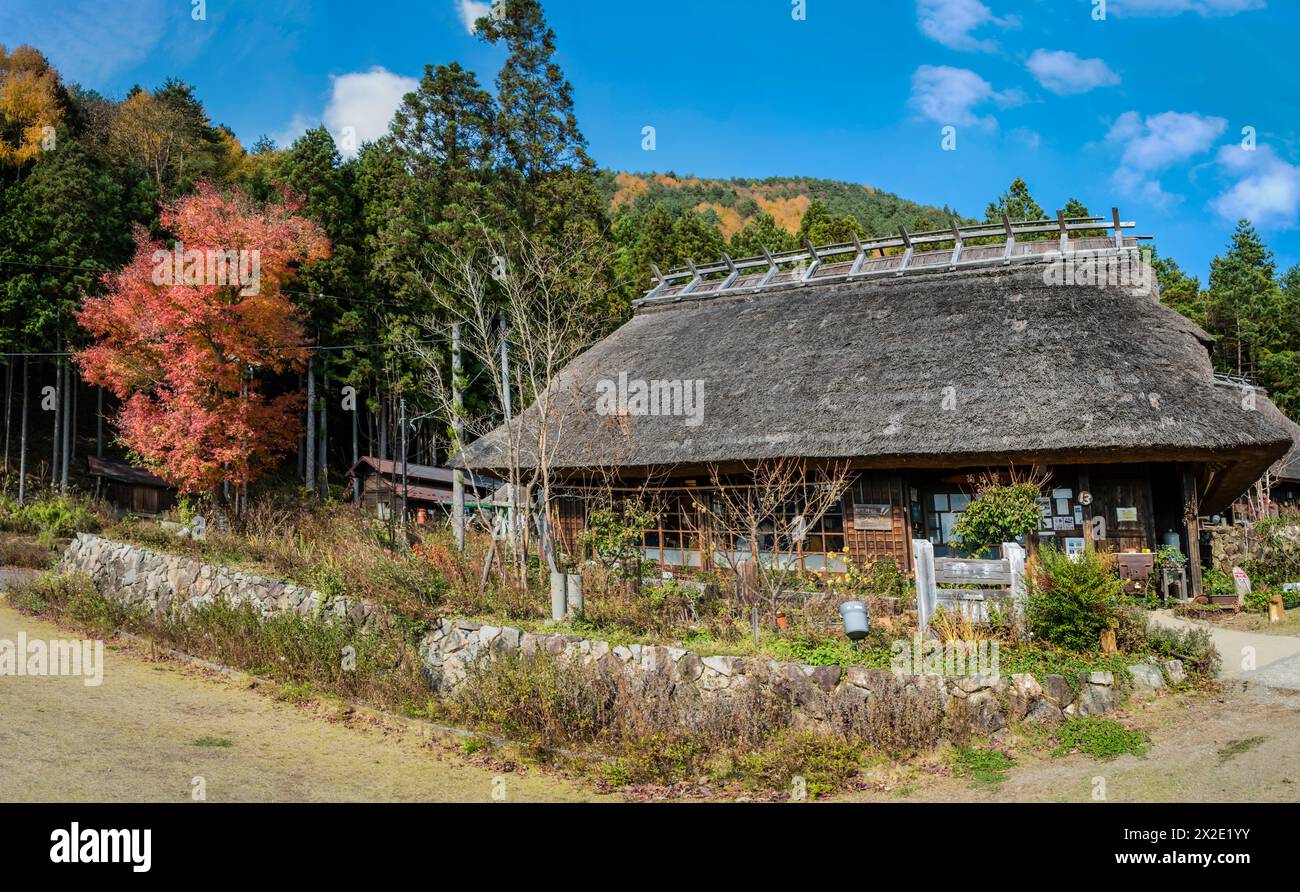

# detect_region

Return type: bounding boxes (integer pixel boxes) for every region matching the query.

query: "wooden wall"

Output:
[842,472,912,571]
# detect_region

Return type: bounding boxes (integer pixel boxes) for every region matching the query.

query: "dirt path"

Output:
[1151,608,1300,690]
[0,603,604,803]
[838,685,1300,803]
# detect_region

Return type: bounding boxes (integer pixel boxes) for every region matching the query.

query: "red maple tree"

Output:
[76,185,330,494]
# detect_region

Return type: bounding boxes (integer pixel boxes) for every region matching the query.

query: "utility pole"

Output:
[399,396,409,535]
[451,323,465,551]
[305,355,316,495]
[499,317,514,551]
[320,362,329,498]
[3,358,12,474]
[50,357,61,487]
[17,357,28,506]
[96,386,104,458]
[62,358,72,491]
[351,384,360,506]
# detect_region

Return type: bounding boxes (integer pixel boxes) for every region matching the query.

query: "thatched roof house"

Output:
[458,213,1293,595]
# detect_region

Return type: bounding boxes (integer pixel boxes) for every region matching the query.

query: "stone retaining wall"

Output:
[59,533,376,627]
[417,617,1185,736]
[59,535,1183,740]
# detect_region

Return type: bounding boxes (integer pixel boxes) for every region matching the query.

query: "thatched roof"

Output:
[457,258,1291,512]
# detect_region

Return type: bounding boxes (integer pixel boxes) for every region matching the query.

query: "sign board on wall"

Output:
[1116,507,1138,523]
[852,504,892,531]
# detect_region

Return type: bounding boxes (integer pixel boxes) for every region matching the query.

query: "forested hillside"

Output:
[596,171,971,243]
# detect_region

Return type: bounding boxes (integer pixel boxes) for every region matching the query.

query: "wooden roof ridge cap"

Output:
[631,248,1143,313]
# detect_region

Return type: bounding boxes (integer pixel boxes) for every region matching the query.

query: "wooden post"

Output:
[1004,541,1027,617]
[912,539,936,634]
[1182,470,1204,599]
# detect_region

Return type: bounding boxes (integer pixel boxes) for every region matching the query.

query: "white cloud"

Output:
[1109,0,1265,17]
[915,0,1017,52]
[1009,127,1041,150]
[1104,110,1227,208]
[1026,50,1120,95]
[271,113,314,150]
[322,67,419,158]
[909,65,1022,129]
[1212,144,1300,228]
[455,1,492,35]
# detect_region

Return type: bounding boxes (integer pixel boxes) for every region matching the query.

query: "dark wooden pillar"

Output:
[1181,469,1204,599]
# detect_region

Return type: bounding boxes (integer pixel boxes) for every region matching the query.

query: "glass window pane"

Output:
[932,493,949,511]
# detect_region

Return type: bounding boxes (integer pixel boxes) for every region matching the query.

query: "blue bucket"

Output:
[838,601,870,640]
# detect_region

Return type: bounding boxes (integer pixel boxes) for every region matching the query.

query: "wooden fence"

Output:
[912,539,1027,632]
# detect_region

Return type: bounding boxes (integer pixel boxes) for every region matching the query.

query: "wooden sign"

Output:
[852,503,892,531]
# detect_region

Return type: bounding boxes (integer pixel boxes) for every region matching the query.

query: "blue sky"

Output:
[4,0,1298,280]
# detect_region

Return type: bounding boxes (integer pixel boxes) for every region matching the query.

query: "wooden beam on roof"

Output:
[896,225,914,276]
[801,239,822,283]
[1001,213,1015,263]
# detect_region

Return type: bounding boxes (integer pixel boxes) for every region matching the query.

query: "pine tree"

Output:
[1206,220,1277,378]
[475,0,591,181]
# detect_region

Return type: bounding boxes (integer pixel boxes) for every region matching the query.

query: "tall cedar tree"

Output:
[475,0,591,181]
[75,186,329,493]
[0,134,131,351]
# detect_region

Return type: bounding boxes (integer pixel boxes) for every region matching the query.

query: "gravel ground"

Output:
[0,602,603,803]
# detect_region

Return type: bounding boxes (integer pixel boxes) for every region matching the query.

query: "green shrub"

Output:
[1243,587,1271,614]
[728,731,865,798]
[1026,545,1124,652]
[1242,515,1300,588]
[1052,718,1149,760]
[1202,567,1236,598]
[1142,623,1220,679]
[0,493,104,539]
[952,745,1014,786]
[602,733,709,787]
[451,651,619,746]
[949,477,1041,556]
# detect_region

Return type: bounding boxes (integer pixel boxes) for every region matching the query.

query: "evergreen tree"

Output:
[1149,245,1206,327]
[475,0,591,181]
[797,199,866,245]
[984,177,1046,223]
[729,212,799,257]
[1206,220,1277,378]
[0,133,130,351]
